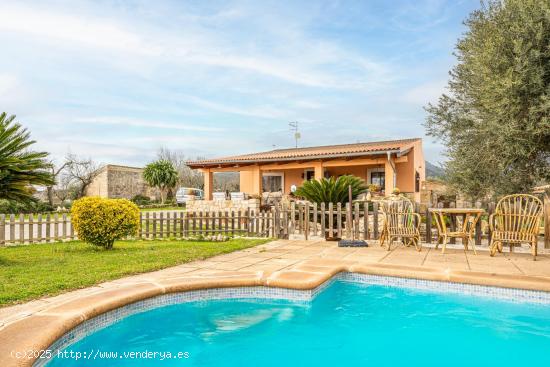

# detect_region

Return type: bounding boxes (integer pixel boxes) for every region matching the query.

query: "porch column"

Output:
[314,161,324,180]
[251,166,262,195]
[203,168,213,200]
[384,157,396,195]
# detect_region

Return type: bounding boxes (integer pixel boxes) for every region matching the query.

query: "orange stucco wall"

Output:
[234,140,426,199]
[325,165,368,180]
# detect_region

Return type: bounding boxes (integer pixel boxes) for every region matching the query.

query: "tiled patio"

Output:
[1,239,550,366]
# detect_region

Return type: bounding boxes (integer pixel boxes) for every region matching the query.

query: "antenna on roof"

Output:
[289,121,300,149]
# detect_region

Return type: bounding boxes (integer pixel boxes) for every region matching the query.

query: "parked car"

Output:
[175,187,204,204]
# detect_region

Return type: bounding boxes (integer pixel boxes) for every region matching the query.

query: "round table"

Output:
[428,208,485,254]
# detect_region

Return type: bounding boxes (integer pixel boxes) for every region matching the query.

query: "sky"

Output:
[0,0,480,167]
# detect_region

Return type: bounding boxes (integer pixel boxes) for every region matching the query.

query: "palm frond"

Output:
[0,112,53,202]
[294,175,367,204]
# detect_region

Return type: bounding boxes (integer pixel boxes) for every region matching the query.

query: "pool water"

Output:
[48,281,550,366]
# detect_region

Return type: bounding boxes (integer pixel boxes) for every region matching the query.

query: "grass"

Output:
[0,238,270,306]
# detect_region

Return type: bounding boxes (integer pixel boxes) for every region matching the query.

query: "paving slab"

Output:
[1,239,549,367]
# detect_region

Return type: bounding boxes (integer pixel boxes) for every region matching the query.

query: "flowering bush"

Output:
[71,197,140,249]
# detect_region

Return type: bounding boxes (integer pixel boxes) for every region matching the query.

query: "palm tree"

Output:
[0,112,53,202]
[294,175,367,204]
[142,160,178,203]
[294,175,368,240]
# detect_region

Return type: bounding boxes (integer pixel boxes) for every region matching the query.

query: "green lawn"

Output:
[0,238,269,306]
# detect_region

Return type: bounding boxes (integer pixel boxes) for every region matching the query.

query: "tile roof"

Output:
[187,138,420,167]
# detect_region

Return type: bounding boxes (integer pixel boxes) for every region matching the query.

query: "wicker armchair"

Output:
[489,194,543,260]
[379,197,421,251]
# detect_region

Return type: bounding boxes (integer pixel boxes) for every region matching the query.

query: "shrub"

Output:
[71,197,140,249]
[131,194,151,206]
[0,199,53,214]
[294,175,367,204]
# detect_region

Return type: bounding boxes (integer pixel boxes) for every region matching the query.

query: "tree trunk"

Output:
[159,187,166,204]
[46,186,54,206]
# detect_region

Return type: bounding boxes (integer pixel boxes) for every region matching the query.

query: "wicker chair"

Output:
[379,197,421,251]
[489,194,543,260]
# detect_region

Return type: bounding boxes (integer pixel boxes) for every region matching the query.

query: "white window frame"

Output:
[262,172,285,192]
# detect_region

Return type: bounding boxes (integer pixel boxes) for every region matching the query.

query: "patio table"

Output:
[428,208,484,254]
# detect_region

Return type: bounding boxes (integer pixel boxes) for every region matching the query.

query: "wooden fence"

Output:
[138,211,276,239]
[0,214,75,245]
[1,199,549,246]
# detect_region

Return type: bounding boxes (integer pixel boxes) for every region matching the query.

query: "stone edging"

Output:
[2,259,550,367]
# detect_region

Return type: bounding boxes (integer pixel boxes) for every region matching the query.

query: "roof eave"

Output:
[186,149,401,169]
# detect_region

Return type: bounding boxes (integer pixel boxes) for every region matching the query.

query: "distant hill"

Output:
[426,161,445,179]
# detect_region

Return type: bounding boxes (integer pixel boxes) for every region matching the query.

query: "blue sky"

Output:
[0,0,479,166]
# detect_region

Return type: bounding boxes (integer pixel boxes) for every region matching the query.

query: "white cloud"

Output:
[0,4,161,55]
[402,80,448,105]
[0,2,392,90]
[74,116,224,132]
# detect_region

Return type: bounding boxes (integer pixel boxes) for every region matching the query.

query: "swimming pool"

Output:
[45,276,550,367]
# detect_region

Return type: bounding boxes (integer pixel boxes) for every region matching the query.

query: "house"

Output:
[86,164,157,200]
[187,138,426,202]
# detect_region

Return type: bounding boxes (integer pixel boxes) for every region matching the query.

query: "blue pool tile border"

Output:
[36,272,550,366]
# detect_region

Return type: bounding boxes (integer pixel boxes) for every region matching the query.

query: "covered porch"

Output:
[187,138,425,202]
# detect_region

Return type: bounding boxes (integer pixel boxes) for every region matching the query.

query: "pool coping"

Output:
[2,258,550,367]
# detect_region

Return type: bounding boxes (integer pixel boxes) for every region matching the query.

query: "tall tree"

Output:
[0,112,53,201]
[143,159,178,203]
[157,147,204,189]
[46,157,76,206]
[65,154,102,199]
[425,0,550,200]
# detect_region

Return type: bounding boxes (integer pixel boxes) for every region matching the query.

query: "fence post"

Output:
[69,214,75,240]
[354,202,360,239]
[304,202,310,240]
[425,204,432,244]
[273,205,280,238]
[544,194,550,249]
[320,203,326,239]
[152,212,157,239]
[0,214,5,246]
[328,202,334,238]
[29,214,34,244]
[312,203,318,237]
[283,204,289,239]
[363,202,369,240]
[145,212,150,239]
[61,214,67,240]
[37,214,42,243]
[337,202,342,238]
[290,202,296,235]
[19,214,24,244]
[230,211,235,237]
[53,213,59,242]
[45,214,51,242]
[345,202,351,239]
[246,209,251,237]
[373,202,379,240]
[449,202,456,244]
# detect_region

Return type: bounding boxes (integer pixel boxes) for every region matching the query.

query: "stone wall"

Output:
[186,198,261,212]
[86,165,158,200]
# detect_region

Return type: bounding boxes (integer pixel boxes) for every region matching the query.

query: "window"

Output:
[370,171,385,188]
[415,171,420,192]
[304,169,315,181]
[262,173,284,192]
